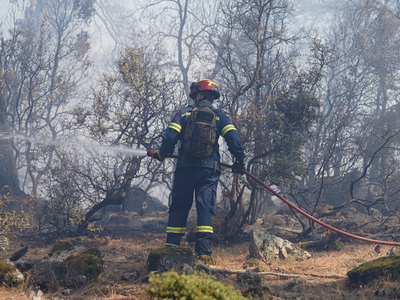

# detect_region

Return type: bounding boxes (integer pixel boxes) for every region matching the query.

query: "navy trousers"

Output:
[166,167,220,256]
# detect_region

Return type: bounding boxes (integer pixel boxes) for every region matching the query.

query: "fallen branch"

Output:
[197,262,260,275]
[303,273,347,279]
[197,262,346,279]
[256,272,301,278]
[299,231,338,250]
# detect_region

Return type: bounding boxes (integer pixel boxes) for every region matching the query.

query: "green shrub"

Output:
[0,194,30,250]
[147,270,246,299]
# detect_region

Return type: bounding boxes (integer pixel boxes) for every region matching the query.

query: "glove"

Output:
[232,160,245,173]
[150,150,165,162]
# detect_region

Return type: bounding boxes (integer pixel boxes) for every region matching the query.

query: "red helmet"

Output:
[189,79,220,100]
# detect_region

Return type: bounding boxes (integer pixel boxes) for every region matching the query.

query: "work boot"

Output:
[165,242,179,248]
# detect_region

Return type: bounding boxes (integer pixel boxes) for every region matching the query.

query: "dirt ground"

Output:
[1,210,400,300]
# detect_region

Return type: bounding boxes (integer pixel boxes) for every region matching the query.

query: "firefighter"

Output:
[150,79,246,258]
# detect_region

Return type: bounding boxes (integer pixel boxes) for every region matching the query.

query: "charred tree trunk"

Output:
[0,65,19,191]
[77,158,140,233]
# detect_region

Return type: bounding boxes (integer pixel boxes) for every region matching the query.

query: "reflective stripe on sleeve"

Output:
[196,226,213,233]
[166,226,186,234]
[221,124,236,137]
[168,122,182,133]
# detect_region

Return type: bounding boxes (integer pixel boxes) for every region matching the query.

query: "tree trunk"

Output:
[77,158,140,233]
[0,66,19,191]
[0,138,19,190]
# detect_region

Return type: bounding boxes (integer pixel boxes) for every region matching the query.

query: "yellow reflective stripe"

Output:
[166,227,186,234]
[156,150,165,160]
[196,226,213,233]
[168,122,182,133]
[221,124,236,137]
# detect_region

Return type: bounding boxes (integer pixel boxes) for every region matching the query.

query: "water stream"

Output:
[0,133,148,157]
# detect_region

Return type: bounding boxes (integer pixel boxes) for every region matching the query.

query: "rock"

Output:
[249,229,311,261]
[0,258,24,286]
[281,278,307,290]
[61,247,103,287]
[48,241,74,256]
[29,243,104,292]
[76,274,87,284]
[180,263,194,275]
[14,258,42,272]
[237,270,261,285]
[388,246,400,257]
[147,247,197,274]
[13,259,25,271]
[104,185,168,214]
[25,258,42,270]
[29,259,65,291]
[375,288,398,298]
[29,289,43,300]
[122,269,140,282]
[347,256,400,284]
[327,240,345,252]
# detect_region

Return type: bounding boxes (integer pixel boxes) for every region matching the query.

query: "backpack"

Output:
[182,106,217,158]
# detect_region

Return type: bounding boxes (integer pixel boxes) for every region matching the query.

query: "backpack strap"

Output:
[179,105,195,165]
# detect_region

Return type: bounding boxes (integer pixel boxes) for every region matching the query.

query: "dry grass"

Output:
[0,215,399,299]
[203,242,398,299]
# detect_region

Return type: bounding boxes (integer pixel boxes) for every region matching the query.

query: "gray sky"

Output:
[0,0,10,21]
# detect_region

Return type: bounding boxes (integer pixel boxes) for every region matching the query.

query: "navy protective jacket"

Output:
[158,100,245,172]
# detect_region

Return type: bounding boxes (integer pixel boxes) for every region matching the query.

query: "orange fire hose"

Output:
[222,162,400,246]
[147,151,400,246]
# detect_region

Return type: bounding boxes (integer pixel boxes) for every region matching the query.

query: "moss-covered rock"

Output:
[243,286,271,298]
[327,240,345,252]
[60,247,104,288]
[0,258,24,286]
[148,246,193,262]
[347,256,400,284]
[30,245,103,291]
[48,241,74,257]
[148,247,196,273]
[237,269,262,286]
[0,259,16,280]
